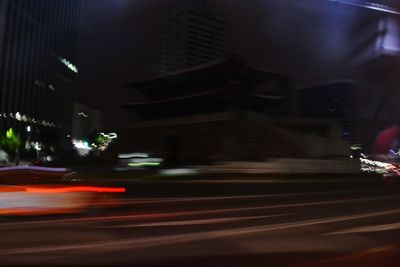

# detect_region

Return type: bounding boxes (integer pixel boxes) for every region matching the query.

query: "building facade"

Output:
[160,0,226,73]
[297,81,382,151]
[122,58,350,163]
[72,102,103,139]
[344,12,400,152]
[0,0,81,137]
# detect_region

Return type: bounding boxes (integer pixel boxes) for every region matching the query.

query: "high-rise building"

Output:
[0,0,81,136]
[160,0,226,73]
[345,12,400,150]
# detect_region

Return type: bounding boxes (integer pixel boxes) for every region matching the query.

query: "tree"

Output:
[0,128,21,165]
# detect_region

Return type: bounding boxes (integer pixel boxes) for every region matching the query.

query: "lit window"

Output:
[15,112,22,121]
[59,57,78,73]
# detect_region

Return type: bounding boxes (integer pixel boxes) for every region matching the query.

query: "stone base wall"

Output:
[118,118,350,163]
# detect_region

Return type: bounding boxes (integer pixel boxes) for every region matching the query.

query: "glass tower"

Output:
[0,0,81,134]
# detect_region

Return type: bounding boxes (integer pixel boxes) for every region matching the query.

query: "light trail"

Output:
[330,0,400,15]
[105,214,289,228]
[326,222,400,235]
[2,209,400,255]
[0,166,69,172]
[24,186,126,194]
[1,194,398,229]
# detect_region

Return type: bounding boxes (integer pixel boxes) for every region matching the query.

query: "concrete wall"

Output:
[119,115,350,163]
[203,158,361,174]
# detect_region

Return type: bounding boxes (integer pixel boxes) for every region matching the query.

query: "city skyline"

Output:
[77,1,378,110]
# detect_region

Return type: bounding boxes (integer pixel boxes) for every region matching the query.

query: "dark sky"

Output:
[76,0,372,129]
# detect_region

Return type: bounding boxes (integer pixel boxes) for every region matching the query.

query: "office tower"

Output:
[0,0,81,135]
[160,0,226,73]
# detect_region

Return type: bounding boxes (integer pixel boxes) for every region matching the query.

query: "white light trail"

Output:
[100,132,118,139]
[59,57,78,73]
[77,112,88,117]
[330,0,400,15]
[390,149,400,156]
[118,153,149,159]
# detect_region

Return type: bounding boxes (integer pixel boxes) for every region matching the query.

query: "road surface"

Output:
[1,176,400,266]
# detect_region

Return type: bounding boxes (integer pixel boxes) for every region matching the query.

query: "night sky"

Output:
[77,0,373,130]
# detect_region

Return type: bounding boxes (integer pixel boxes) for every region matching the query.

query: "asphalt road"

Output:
[1,175,400,267]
